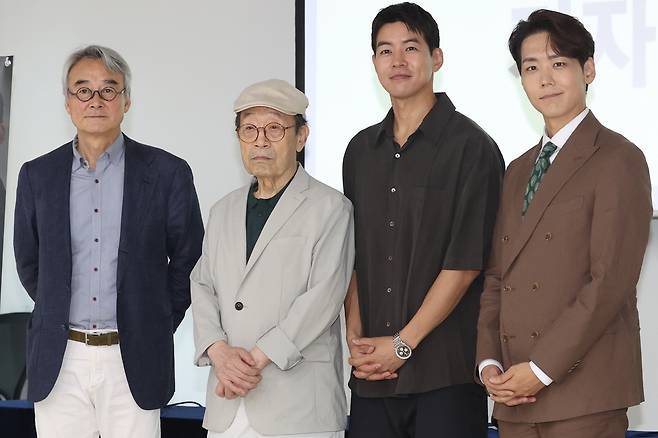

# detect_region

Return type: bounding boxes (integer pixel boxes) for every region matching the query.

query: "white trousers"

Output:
[34,339,160,438]
[207,400,344,438]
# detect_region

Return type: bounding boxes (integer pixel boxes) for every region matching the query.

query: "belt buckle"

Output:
[85,332,90,345]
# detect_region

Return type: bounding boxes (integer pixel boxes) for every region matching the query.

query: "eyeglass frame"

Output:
[66,86,127,102]
[235,122,297,143]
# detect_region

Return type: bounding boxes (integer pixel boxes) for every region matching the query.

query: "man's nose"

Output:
[392,50,407,68]
[253,127,271,147]
[88,91,105,107]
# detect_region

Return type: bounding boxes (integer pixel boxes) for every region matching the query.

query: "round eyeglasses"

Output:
[67,87,126,102]
[236,122,295,142]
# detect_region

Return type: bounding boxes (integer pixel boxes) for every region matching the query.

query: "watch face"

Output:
[396,344,412,359]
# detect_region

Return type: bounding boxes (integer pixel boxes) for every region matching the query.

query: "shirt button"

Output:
[394,153,401,159]
[530,331,540,339]
[390,187,396,193]
[386,287,392,293]
[92,297,97,302]
[502,235,510,243]
[385,321,391,327]
[94,238,99,242]
[92,324,97,329]
[545,232,552,240]
[389,220,395,227]
[502,335,509,343]
[235,302,244,311]
[94,179,99,184]
[93,267,98,272]
[94,208,99,213]
[531,282,540,291]
[387,255,393,262]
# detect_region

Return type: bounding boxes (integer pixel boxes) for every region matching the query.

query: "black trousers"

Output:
[348,383,488,438]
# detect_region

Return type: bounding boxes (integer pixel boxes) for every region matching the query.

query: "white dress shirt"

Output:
[478,108,590,387]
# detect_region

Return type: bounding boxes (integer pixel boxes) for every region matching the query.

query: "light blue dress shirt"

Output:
[69,134,125,330]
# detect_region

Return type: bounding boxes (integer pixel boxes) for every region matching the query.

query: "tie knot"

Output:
[540,142,557,158]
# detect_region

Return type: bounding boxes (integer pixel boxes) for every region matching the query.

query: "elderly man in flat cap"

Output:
[191,79,354,438]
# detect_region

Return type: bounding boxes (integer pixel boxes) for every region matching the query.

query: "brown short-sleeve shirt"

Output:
[342,93,505,397]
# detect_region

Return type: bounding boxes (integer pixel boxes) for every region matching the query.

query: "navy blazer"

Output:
[14,135,204,409]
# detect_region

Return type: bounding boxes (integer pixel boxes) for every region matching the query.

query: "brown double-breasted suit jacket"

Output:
[476,112,652,423]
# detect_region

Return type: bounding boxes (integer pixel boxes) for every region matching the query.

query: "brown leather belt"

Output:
[68,329,120,346]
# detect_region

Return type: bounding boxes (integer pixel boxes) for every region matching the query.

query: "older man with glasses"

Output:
[14,45,204,438]
[191,79,354,438]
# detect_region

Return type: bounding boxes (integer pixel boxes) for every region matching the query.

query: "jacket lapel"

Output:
[230,184,250,284]
[117,135,158,287]
[239,166,309,286]
[50,144,75,291]
[502,112,602,276]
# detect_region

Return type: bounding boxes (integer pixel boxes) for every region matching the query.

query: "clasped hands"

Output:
[481,362,546,406]
[207,340,271,399]
[347,335,405,381]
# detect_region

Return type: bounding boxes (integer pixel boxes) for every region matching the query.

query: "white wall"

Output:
[0,0,295,405]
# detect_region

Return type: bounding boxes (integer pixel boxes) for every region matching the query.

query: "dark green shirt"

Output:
[245,172,295,262]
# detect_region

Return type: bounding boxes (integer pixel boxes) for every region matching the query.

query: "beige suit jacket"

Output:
[477,112,651,423]
[191,166,354,434]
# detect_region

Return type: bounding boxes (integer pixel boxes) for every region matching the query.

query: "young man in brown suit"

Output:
[476,9,652,438]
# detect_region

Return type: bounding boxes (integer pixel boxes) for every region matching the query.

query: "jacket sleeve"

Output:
[529,144,652,382]
[255,197,355,370]
[190,206,228,367]
[14,162,39,301]
[166,160,204,331]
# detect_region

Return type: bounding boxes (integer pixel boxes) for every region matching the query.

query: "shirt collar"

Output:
[541,108,589,150]
[376,92,456,146]
[72,133,125,170]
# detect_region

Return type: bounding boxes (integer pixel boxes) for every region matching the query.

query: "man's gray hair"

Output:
[62,45,132,97]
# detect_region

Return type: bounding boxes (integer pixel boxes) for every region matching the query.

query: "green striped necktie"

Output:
[522,142,558,215]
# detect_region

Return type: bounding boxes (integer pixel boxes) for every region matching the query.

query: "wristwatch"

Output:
[393,332,412,360]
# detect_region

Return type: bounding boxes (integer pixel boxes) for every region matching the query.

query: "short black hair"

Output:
[509,9,595,73]
[235,113,307,132]
[371,2,439,54]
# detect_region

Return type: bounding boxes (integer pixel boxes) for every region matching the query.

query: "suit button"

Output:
[502,235,510,243]
[502,335,509,343]
[530,331,540,339]
[235,302,244,311]
[531,282,540,291]
[503,285,512,292]
[545,232,552,240]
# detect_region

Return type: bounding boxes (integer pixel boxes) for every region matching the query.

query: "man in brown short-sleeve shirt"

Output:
[342,3,504,437]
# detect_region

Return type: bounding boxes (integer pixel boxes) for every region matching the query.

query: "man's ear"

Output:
[296,125,309,153]
[583,57,596,85]
[431,48,444,73]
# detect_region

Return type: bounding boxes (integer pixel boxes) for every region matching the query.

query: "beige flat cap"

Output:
[233,79,308,116]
